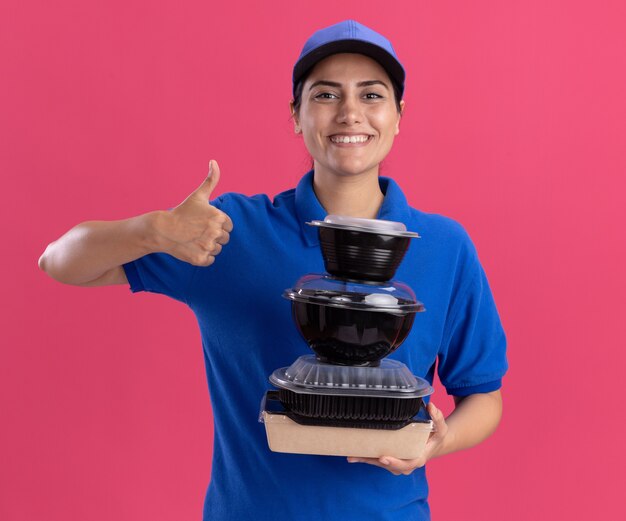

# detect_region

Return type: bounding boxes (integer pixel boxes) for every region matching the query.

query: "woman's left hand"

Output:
[347,402,449,475]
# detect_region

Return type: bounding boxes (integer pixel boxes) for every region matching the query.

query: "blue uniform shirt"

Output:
[123,170,508,521]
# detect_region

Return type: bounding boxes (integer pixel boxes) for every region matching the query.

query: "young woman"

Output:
[39,20,507,521]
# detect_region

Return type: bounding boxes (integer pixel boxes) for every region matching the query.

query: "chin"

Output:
[334,166,379,178]
[313,156,382,178]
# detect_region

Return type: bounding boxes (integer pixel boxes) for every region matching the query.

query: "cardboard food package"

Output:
[261,410,433,460]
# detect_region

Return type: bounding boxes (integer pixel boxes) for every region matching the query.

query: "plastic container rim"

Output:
[307,220,421,238]
[282,290,425,313]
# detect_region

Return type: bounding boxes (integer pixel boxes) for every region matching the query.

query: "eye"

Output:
[314,92,338,99]
[365,92,384,99]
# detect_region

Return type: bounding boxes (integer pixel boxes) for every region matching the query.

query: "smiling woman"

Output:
[291,53,404,192]
[38,19,508,521]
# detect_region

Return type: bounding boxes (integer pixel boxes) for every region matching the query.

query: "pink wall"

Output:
[2,1,625,519]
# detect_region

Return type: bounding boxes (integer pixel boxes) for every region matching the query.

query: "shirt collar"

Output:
[295,170,412,247]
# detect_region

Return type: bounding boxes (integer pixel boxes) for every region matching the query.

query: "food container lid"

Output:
[269,355,434,398]
[283,274,425,313]
[307,215,420,238]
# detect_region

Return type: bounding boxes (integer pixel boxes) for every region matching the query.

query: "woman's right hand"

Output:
[154,159,233,267]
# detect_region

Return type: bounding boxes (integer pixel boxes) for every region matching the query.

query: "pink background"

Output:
[2,1,625,519]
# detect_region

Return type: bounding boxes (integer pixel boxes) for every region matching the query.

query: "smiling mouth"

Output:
[329,135,373,144]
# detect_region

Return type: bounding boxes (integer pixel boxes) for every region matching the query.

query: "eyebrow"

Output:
[308,80,390,91]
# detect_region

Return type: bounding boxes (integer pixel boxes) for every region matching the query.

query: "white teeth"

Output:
[331,135,369,143]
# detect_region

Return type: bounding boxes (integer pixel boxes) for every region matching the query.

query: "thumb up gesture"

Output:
[156,160,233,266]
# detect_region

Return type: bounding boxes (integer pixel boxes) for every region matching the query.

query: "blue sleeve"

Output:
[122,252,198,304]
[437,258,508,397]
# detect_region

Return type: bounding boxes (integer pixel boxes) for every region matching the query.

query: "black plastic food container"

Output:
[277,388,424,422]
[308,215,420,282]
[268,356,434,426]
[291,300,416,365]
[283,275,424,366]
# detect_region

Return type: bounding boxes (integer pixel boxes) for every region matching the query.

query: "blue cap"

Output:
[292,20,405,98]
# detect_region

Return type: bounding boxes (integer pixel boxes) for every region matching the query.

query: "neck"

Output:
[312,166,385,219]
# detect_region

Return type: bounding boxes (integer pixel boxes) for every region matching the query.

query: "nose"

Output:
[336,94,363,125]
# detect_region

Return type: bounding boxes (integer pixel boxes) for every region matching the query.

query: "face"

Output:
[291,53,404,180]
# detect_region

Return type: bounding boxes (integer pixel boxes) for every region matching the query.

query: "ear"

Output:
[289,100,301,134]
[395,100,405,136]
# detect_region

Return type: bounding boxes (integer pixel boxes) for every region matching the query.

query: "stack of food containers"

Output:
[259,215,434,459]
